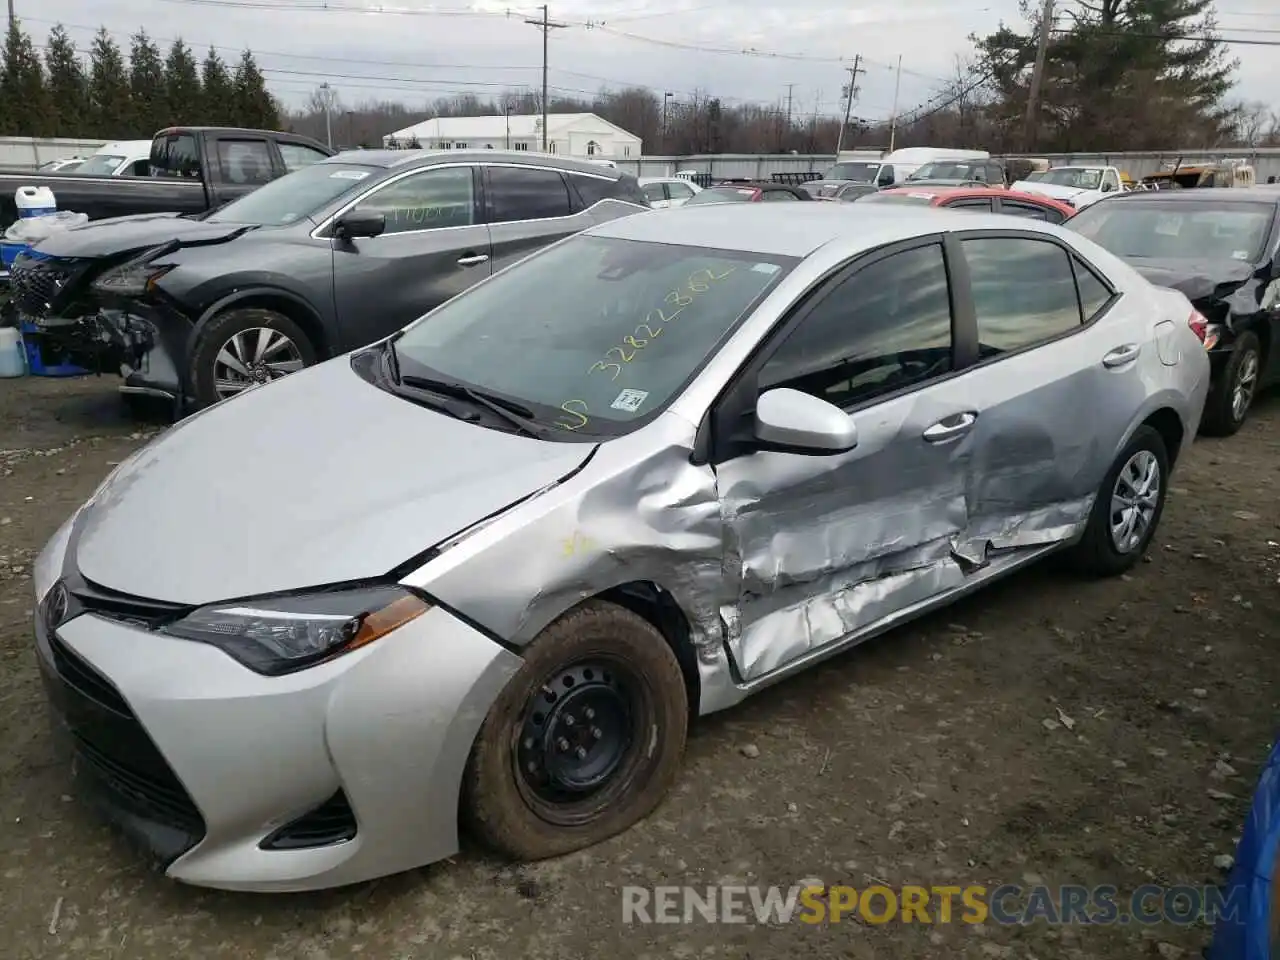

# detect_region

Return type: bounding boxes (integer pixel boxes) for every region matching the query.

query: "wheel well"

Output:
[1253,321,1271,371]
[598,582,701,720]
[217,294,331,359]
[1142,407,1185,468]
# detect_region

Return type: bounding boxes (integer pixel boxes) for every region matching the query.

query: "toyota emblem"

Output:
[44,581,69,627]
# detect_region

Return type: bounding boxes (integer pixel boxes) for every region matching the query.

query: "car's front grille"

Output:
[68,576,189,629]
[70,730,205,833]
[9,255,83,317]
[261,791,358,850]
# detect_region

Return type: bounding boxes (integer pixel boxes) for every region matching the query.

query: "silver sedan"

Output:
[33,202,1210,891]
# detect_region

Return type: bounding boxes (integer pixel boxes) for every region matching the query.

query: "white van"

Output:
[72,140,155,177]
[823,147,991,188]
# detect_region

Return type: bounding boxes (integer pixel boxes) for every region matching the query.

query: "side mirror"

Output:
[754,388,858,454]
[333,209,386,240]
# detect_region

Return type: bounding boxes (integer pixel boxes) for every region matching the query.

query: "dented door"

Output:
[714,241,973,682]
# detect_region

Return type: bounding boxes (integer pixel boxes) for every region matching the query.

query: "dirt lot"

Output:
[1,374,1277,960]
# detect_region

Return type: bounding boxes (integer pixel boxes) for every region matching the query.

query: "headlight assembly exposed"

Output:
[91,261,175,297]
[161,585,431,675]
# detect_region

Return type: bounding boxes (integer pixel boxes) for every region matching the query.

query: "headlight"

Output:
[91,262,175,297]
[161,585,430,675]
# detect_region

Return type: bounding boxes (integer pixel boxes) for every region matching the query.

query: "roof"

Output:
[321,149,626,179]
[385,112,640,143]
[878,185,1075,211]
[1098,187,1280,205]
[584,201,1043,258]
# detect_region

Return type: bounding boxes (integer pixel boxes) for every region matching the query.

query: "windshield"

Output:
[685,187,757,204]
[825,162,879,182]
[1040,168,1103,189]
[392,234,796,437]
[1067,201,1275,262]
[206,163,380,226]
[908,161,982,181]
[857,191,935,206]
[76,154,126,176]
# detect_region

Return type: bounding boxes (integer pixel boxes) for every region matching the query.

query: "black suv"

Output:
[14,151,650,412]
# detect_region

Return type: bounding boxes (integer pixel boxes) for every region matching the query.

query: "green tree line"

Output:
[0,19,279,139]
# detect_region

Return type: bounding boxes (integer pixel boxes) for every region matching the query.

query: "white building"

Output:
[383,113,641,159]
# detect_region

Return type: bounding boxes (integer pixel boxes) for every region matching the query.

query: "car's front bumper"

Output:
[35,589,523,892]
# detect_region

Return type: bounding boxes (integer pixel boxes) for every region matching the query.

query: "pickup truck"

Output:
[0,126,334,228]
[1010,164,1124,210]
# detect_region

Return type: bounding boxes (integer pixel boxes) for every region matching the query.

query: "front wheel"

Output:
[1066,424,1169,577]
[189,307,317,409]
[464,600,688,861]
[1201,331,1261,437]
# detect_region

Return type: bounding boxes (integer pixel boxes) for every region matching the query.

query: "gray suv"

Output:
[13,150,650,411]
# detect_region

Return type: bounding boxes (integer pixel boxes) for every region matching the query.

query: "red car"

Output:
[856,185,1076,224]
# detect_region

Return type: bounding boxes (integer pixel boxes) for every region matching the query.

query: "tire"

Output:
[1200,331,1261,437]
[464,600,688,861]
[1066,424,1169,578]
[189,307,317,410]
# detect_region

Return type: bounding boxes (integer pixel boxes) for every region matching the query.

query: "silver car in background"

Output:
[33,203,1209,892]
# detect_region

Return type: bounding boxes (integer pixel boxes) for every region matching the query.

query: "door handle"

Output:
[457,253,489,266]
[1102,343,1140,368]
[923,411,977,443]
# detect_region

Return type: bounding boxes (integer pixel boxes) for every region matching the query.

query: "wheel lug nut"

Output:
[526,761,537,772]
[575,746,588,759]
[564,715,575,727]
[557,738,570,752]
[523,737,534,749]
[584,708,595,720]
[591,727,602,740]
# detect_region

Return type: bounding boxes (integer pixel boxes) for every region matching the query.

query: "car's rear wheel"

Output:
[1201,330,1261,436]
[1067,424,1169,577]
[189,307,317,409]
[464,600,687,861]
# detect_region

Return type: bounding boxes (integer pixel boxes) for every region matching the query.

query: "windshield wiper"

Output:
[399,374,547,438]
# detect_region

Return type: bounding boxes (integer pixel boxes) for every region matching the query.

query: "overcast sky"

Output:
[25,0,1280,133]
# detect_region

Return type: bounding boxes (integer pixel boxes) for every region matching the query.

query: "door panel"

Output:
[484,165,597,273]
[714,242,971,681]
[331,164,492,350]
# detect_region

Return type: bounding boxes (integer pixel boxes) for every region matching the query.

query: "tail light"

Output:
[1187,309,1222,350]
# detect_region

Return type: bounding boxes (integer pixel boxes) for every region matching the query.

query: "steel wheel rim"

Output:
[1232,350,1259,422]
[513,658,648,827]
[1109,449,1161,554]
[213,327,305,398]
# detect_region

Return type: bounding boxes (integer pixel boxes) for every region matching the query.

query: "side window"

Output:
[279,142,331,172]
[947,198,994,211]
[758,244,954,408]
[129,158,150,176]
[487,166,573,222]
[351,166,475,234]
[877,164,895,186]
[762,190,796,202]
[999,201,1050,221]
[962,237,1082,355]
[668,182,695,199]
[217,139,274,185]
[1102,170,1120,192]
[641,182,666,203]
[150,133,201,179]
[1074,257,1113,321]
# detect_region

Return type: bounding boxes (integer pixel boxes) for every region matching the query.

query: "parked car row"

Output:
[32,196,1214,893]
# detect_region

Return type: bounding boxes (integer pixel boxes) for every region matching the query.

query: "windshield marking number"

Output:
[605,345,636,364]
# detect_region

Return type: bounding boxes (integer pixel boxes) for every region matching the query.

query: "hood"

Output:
[72,358,594,605]
[1010,181,1087,202]
[32,211,252,260]
[1127,258,1255,307]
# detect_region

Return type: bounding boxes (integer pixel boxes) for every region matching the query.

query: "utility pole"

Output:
[1023,0,1055,152]
[662,91,673,153]
[525,4,567,152]
[888,54,903,153]
[784,83,794,131]
[319,82,334,150]
[834,55,861,156]
[7,0,13,31]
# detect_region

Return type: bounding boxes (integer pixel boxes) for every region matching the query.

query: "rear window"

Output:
[1066,200,1276,262]
[686,187,757,205]
[859,192,937,206]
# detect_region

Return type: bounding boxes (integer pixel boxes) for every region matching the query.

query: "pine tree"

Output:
[128,31,165,138]
[88,28,131,138]
[43,25,87,137]
[200,48,234,126]
[163,39,202,128]
[1,20,52,136]
[232,50,277,128]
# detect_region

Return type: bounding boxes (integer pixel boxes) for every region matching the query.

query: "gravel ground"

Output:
[1,373,1277,960]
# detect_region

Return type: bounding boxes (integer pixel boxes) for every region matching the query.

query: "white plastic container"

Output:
[15,185,56,219]
[0,327,26,377]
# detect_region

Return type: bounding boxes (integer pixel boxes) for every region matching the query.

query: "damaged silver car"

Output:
[33,202,1210,892]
